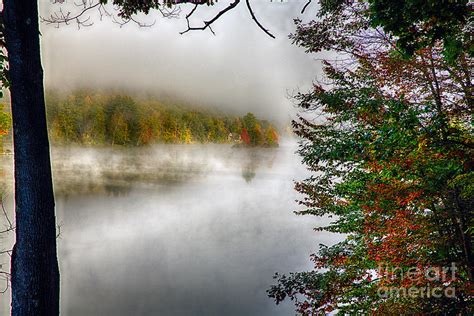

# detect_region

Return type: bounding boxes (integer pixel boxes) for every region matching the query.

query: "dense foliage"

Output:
[368,0,473,60]
[45,90,279,147]
[269,1,473,314]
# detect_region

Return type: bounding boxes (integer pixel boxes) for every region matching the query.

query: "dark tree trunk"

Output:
[3,0,60,315]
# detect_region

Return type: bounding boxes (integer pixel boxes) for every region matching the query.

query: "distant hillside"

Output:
[44,90,279,147]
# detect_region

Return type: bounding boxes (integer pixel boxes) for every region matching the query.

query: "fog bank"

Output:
[39,0,321,122]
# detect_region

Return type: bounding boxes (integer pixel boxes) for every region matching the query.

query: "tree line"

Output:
[45,90,279,147]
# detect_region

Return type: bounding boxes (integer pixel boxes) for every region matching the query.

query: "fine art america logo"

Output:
[377,263,458,299]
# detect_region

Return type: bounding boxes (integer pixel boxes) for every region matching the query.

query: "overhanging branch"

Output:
[180,0,240,35]
[245,0,275,39]
[42,1,276,37]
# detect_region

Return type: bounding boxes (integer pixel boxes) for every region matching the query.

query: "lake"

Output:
[0,142,340,315]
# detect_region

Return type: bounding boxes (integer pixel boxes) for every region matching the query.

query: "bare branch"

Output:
[301,0,312,14]
[0,274,9,294]
[56,222,64,239]
[245,0,275,39]
[182,3,199,33]
[43,0,277,38]
[0,227,14,234]
[0,195,12,293]
[112,14,156,28]
[180,0,241,35]
[41,1,101,27]
[43,0,185,30]
[157,4,182,18]
[0,198,12,231]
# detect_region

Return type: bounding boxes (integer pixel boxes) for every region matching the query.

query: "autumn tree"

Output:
[264,125,278,147]
[269,1,473,314]
[240,112,279,146]
[241,127,251,145]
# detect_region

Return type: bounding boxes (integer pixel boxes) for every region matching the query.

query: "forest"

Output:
[44,90,279,147]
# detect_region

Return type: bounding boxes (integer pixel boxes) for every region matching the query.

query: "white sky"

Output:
[39,1,322,122]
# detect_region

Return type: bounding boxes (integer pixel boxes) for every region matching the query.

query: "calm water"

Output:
[0,143,340,315]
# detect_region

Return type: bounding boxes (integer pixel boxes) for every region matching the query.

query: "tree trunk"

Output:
[3,1,60,315]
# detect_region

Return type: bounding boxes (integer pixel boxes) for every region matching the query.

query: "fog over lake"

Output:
[0,142,341,315]
[39,0,323,123]
[0,3,338,313]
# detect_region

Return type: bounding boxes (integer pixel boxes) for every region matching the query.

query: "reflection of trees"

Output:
[50,147,210,197]
[104,182,132,197]
[1,145,283,195]
[240,150,258,183]
[241,166,256,183]
[52,165,203,197]
[231,146,280,183]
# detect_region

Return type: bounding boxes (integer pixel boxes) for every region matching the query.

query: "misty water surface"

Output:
[0,142,341,315]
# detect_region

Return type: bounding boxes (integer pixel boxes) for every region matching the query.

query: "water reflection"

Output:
[0,143,341,315]
[241,166,256,183]
[50,145,278,196]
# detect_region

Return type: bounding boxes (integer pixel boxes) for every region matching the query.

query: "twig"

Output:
[301,0,312,14]
[245,0,275,39]
[180,0,241,35]
[41,2,101,27]
[0,198,12,230]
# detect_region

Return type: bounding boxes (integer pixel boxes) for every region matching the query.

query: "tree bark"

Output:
[3,0,60,315]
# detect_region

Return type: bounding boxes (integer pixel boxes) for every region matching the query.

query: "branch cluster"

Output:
[42,0,275,37]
